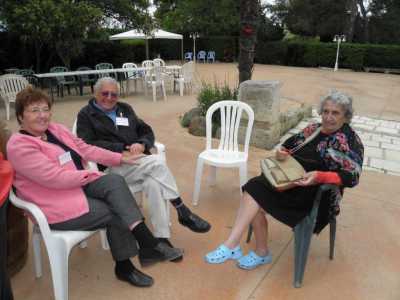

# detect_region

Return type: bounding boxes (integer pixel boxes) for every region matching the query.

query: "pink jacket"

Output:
[7,122,122,224]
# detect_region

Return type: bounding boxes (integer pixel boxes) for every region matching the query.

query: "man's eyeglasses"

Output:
[101,91,118,99]
[26,107,50,114]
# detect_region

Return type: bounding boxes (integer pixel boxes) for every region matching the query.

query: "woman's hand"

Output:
[275,148,290,161]
[126,143,145,155]
[121,151,145,165]
[294,171,318,186]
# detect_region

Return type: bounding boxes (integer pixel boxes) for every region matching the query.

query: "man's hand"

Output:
[275,148,290,161]
[121,151,145,165]
[126,143,145,155]
[294,171,318,186]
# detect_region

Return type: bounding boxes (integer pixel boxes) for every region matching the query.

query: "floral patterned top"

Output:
[282,123,364,188]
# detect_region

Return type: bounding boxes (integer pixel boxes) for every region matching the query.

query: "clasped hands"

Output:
[275,148,318,186]
[121,143,146,164]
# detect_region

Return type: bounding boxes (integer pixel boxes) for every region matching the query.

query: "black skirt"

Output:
[242,174,320,228]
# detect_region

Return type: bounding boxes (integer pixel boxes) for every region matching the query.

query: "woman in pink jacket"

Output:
[7,87,183,288]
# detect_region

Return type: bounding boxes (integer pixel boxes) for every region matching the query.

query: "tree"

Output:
[238,0,261,83]
[154,0,240,36]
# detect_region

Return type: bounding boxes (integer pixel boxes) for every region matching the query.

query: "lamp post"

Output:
[189,32,200,63]
[333,34,346,72]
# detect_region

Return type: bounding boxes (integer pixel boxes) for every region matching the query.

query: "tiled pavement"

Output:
[281,110,400,176]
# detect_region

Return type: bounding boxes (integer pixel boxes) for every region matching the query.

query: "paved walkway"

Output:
[282,110,400,176]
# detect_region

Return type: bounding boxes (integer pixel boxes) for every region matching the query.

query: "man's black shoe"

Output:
[157,238,183,262]
[115,265,154,287]
[139,242,184,267]
[178,212,211,233]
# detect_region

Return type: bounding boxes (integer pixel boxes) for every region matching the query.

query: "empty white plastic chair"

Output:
[0,74,29,120]
[174,61,194,96]
[145,65,167,102]
[153,58,166,67]
[197,51,206,63]
[207,51,216,63]
[9,189,103,300]
[192,100,254,205]
[184,52,193,61]
[122,62,139,94]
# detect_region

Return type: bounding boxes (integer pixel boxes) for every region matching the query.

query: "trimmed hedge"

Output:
[256,40,400,71]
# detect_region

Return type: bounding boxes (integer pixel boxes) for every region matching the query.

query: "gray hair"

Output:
[318,90,354,122]
[94,77,120,94]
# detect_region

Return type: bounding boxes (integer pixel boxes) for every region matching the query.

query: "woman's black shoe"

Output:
[139,242,184,267]
[178,212,211,233]
[115,264,154,287]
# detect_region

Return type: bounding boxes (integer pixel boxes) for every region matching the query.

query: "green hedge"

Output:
[256,40,400,71]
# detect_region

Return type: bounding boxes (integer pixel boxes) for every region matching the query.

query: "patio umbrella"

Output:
[109,29,183,61]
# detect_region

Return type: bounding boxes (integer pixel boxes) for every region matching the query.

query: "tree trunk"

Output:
[34,41,42,73]
[345,0,358,42]
[238,0,260,83]
[357,0,370,43]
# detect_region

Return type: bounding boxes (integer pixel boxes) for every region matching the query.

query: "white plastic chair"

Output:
[153,58,166,67]
[145,65,167,102]
[197,51,206,63]
[122,63,139,94]
[184,52,193,61]
[0,74,29,120]
[9,189,102,300]
[141,60,154,96]
[192,100,254,206]
[207,51,216,63]
[174,61,194,96]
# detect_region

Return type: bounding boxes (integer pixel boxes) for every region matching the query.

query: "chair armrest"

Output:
[9,190,52,237]
[154,141,166,162]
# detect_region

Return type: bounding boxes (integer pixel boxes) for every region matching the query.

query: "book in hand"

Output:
[260,155,305,191]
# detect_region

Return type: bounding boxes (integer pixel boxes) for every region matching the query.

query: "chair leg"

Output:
[192,158,205,206]
[100,230,110,250]
[179,80,184,96]
[162,82,167,101]
[208,166,217,186]
[329,218,336,260]
[239,163,248,196]
[152,83,156,102]
[5,101,10,121]
[246,225,253,243]
[32,225,43,278]
[47,243,70,300]
[293,217,314,288]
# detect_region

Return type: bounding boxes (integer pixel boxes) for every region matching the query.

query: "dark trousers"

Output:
[50,174,143,261]
[0,200,14,300]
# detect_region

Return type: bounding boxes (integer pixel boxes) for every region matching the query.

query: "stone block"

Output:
[364,146,383,159]
[188,116,206,137]
[238,80,281,124]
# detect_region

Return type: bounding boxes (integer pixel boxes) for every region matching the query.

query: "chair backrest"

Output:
[122,62,138,79]
[142,60,154,68]
[197,51,206,59]
[205,100,254,154]
[16,69,34,76]
[50,66,69,82]
[95,63,114,78]
[153,58,165,67]
[151,65,164,84]
[0,74,29,103]
[207,51,216,60]
[182,61,194,82]
[184,52,193,60]
[76,66,93,81]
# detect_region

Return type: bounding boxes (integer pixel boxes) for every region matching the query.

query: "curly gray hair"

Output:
[318,90,354,122]
[94,77,120,94]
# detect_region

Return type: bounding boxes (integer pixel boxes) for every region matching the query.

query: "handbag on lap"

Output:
[260,127,321,191]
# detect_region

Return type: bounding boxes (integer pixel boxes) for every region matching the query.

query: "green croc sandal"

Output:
[237,251,272,270]
[205,244,243,264]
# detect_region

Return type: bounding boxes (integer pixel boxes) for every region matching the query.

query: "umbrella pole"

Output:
[146,39,149,60]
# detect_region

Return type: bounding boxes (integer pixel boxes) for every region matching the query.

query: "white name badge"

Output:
[116,117,129,126]
[58,151,72,165]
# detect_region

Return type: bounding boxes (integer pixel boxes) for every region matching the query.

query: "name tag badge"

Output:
[58,151,72,166]
[116,117,129,126]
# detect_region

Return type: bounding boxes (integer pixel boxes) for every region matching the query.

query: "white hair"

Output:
[94,77,120,94]
[318,89,354,122]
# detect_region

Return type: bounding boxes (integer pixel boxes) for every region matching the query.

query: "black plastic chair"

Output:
[246,184,340,288]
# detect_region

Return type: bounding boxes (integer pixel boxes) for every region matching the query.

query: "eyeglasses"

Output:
[101,91,118,99]
[26,107,51,114]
